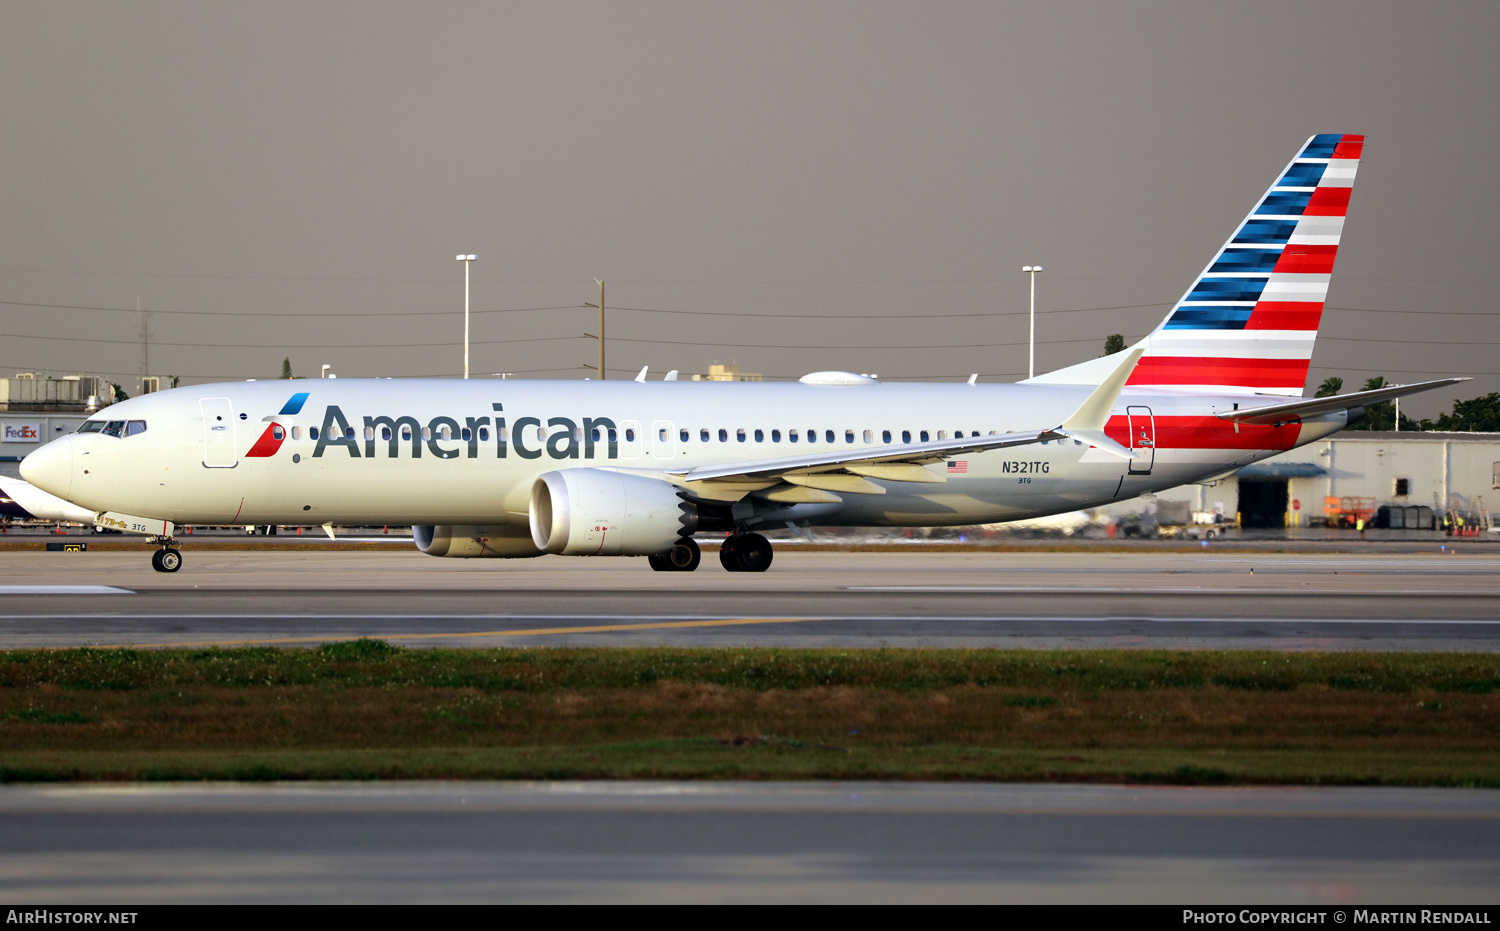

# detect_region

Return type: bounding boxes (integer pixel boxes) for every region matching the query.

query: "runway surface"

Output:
[1,549,1498,650]
[1,781,1496,903]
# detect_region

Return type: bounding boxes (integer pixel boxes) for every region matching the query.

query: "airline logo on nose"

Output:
[245,392,309,458]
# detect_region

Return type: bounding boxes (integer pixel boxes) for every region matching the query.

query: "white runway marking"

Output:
[0,586,134,595]
[2,613,1499,625]
[847,585,1500,596]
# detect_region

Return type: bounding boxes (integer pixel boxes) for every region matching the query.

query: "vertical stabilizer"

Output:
[1028,134,1363,394]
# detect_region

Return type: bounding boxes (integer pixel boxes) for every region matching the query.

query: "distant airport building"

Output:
[0,413,87,479]
[691,363,762,382]
[0,374,111,412]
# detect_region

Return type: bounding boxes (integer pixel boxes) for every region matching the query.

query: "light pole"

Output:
[456,255,477,378]
[1022,265,1043,379]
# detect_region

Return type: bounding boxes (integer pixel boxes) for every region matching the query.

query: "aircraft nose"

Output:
[20,436,74,499]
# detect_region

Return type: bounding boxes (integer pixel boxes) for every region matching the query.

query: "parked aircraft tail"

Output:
[1029,133,1363,396]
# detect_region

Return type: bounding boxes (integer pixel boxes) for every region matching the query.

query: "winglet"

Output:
[1055,347,1144,459]
[634,366,649,382]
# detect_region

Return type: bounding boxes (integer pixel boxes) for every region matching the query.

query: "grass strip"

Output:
[2,642,1497,785]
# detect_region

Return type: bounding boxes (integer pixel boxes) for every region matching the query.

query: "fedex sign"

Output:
[2,423,40,443]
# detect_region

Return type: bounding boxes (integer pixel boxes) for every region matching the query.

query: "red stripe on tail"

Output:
[1126,356,1309,389]
[1303,188,1351,217]
[1332,135,1364,159]
[1244,302,1324,330]
[1273,244,1338,274]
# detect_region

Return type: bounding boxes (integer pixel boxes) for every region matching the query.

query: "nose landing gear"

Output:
[718,532,773,572]
[147,536,182,573]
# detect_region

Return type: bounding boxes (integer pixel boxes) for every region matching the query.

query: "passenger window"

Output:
[659,427,669,442]
[126,421,147,437]
[937,430,948,440]
[737,429,747,442]
[680,428,689,442]
[102,421,125,437]
[790,429,799,443]
[700,428,710,442]
[920,431,929,442]
[440,425,453,440]
[844,430,854,443]
[625,428,636,442]
[772,429,781,442]
[462,427,472,441]
[607,428,616,442]
[882,430,891,443]
[807,429,816,444]
[401,425,412,440]
[863,429,873,443]
[309,427,320,440]
[364,426,375,441]
[902,430,911,443]
[479,426,490,441]
[575,427,583,441]
[754,429,764,442]
[501,427,511,441]
[291,426,302,441]
[718,428,728,442]
[825,430,835,443]
[270,425,283,441]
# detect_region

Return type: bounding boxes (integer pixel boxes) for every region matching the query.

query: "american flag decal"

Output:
[947,460,968,474]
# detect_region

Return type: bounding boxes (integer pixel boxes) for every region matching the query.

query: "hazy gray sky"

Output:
[3,1,1497,415]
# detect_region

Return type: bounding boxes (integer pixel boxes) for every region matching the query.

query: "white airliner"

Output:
[0,478,97,526]
[21,134,1462,573]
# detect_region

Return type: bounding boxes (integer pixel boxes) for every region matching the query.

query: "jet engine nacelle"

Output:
[412,524,543,558]
[529,469,696,556]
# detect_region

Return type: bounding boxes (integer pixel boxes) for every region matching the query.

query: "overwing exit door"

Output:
[1126,405,1155,475]
[652,420,676,460]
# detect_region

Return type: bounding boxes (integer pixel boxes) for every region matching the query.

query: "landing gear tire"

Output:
[719,533,772,572]
[650,538,701,572]
[151,548,182,573]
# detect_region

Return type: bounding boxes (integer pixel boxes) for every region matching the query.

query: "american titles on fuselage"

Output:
[281,403,1018,462]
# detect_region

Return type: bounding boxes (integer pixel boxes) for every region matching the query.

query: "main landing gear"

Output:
[645,533,774,573]
[648,537,702,572]
[718,532,773,573]
[148,536,182,573]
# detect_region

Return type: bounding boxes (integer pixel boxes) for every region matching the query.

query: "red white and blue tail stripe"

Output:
[1125,133,1362,396]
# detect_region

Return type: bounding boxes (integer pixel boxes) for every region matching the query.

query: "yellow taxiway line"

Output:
[89,617,823,650]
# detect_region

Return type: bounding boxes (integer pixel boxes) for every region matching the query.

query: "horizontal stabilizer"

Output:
[1217,377,1469,426]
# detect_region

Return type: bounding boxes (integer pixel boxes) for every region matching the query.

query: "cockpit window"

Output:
[76,421,104,434]
[101,421,126,437]
[126,421,147,437]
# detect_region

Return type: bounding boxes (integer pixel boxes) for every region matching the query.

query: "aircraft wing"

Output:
[675,349,1145,489]
[1217,377,1469,426]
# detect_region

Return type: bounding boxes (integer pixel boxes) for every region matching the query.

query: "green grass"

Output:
[1,642,1498,785]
